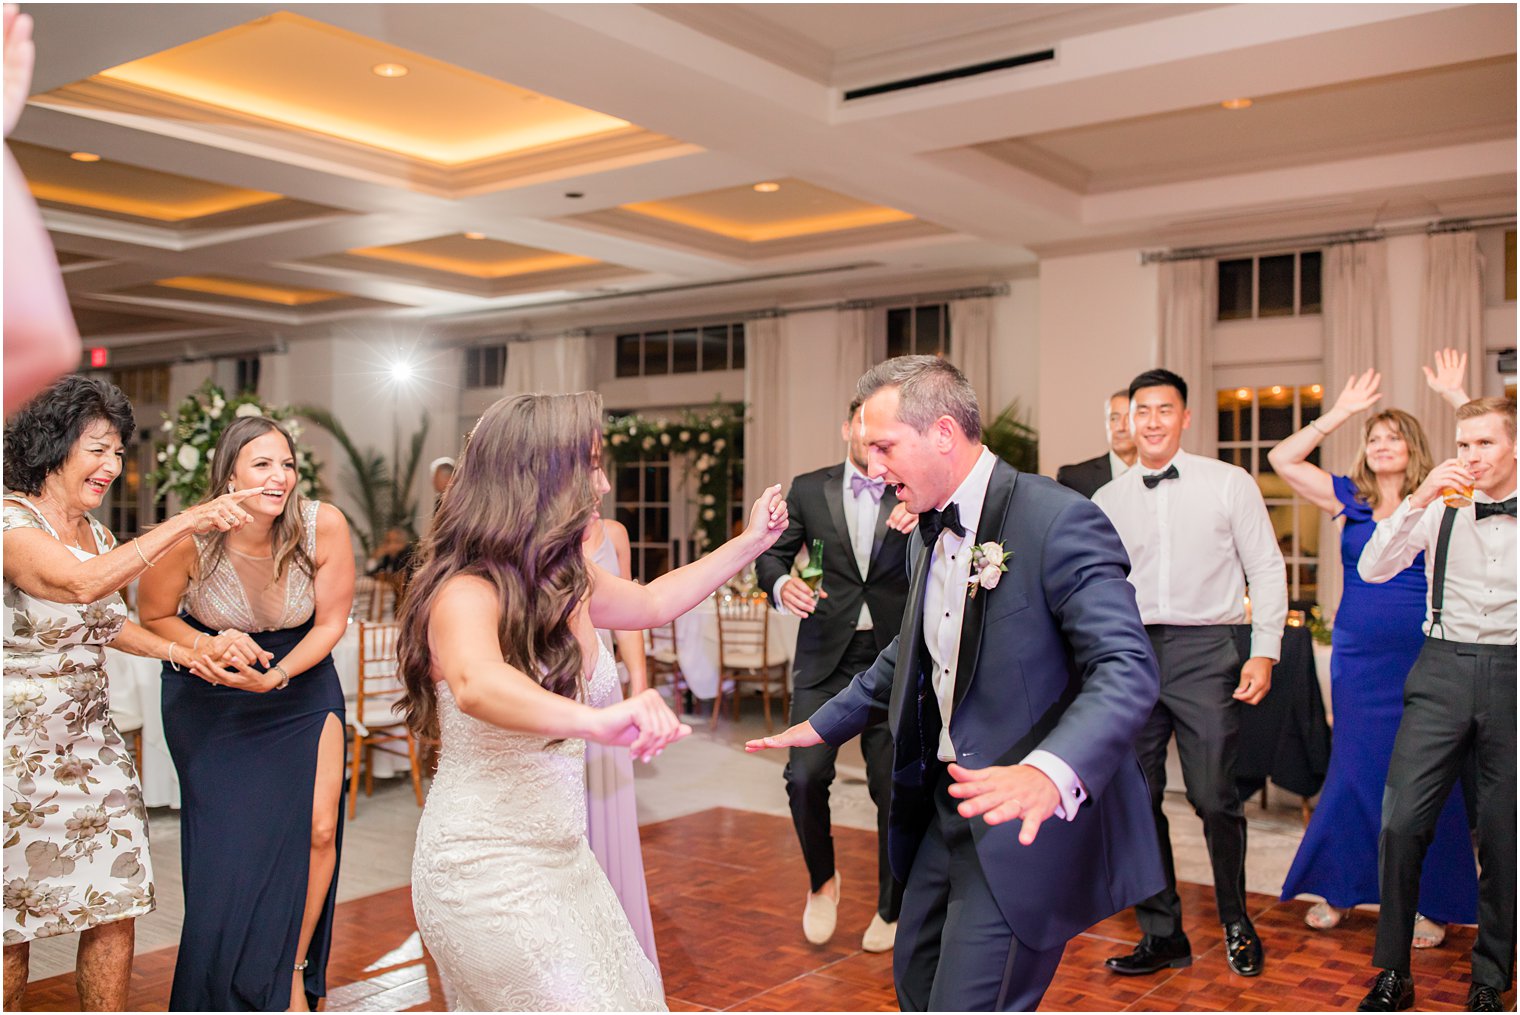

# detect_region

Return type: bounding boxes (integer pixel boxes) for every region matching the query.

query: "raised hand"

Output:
[885,502,918,534]
[945,762,1060,845]
[745,719,822,753]
[184,487,266,534]
[1422,348,1471,408]
[4,5,34,138]
[743,484,789,552]
[1331,368,1382,417]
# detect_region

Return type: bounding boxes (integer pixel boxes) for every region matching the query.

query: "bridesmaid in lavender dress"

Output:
[584,518,659,970]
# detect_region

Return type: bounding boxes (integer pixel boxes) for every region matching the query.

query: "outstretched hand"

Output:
[743,484,789,552]
[1422,348,1471,406]
[745,720,821,753]
[946,763,1061,845]
[1331,368,1382,417]
[592,688,691,762]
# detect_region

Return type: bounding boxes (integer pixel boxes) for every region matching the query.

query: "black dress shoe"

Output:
[1467,984,1502,1011]
[1104,933,1192,976]
[1223,919,1264,977]
[1357,969,1414,1012]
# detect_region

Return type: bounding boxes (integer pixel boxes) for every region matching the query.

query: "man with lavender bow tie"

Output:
[756,396,916,953]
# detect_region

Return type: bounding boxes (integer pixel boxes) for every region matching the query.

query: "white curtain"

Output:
[743,314,786,509]
[1319,240,1390,620]
[834,306,870,415]
[1157,259,1216,453]
[501,332,594,394]
[1419,231,1486,459]
[502,339,534,394]
[948,296,993,419]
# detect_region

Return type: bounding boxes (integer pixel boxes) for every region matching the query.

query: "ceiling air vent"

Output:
[843,49,1055,101]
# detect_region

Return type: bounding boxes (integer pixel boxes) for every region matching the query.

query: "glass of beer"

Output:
[800,539,824,594]
[1442,483,1475,508]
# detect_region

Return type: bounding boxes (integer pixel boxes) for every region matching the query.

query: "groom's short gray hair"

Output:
[856,355,982,441]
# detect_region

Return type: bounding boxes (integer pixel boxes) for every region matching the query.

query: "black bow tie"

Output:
[919,502,967,547]
[1474,497,1516,520]
[1142,464,1180,490]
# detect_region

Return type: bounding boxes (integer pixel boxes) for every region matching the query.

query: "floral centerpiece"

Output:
[151,381,321,507]
[603,403,744,555]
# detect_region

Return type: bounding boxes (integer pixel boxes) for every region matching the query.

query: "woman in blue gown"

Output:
[1269,365,1477,942]
[141,417,355,1010]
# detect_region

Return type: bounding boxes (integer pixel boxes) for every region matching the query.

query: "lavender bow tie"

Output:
[850,473,886,502]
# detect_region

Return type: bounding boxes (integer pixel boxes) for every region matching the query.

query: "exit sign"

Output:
[89,347,109,368]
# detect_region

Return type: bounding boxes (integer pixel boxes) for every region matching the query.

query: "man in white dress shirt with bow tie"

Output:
[1093,367,1287,980]
[1355,397,1516,1014]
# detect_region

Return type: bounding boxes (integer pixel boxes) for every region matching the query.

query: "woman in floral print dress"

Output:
[3,376,267,1010]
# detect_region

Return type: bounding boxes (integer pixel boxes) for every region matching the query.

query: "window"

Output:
[1217,383,1324,606]
[612,451,673,581]
[232,355,261,396]
[614,321,745,378]
[108,365,169,406]
[885,303,950,357]
[1217,251,1322,321]
[463,344,507,389]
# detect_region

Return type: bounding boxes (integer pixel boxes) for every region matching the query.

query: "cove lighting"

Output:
[69,152,102,162]
[752,182,781,193]
[1221,98,1253,110]
[371,62,409,78]
[464,231,486,240]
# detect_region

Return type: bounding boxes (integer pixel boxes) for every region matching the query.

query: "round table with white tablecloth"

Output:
[105,621,405,809]
[673,596,802,700]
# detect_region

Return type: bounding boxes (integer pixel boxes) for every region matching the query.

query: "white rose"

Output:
[641,437,655,450]
[980,541,1003,562]
[979,565,1001,589]
[702,508,716,521]
[176,445,200,470]
[678,431,690,441]
[701,494,716,506]
[235,402,262,418]
[712,439,726,453]
[659,433,671,446]
[160,420,173,432]
[698,432,710,444]
[611,433,627,446]
[209,404,222,419]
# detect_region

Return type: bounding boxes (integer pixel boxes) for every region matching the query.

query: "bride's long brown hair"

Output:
[397,392,603,737]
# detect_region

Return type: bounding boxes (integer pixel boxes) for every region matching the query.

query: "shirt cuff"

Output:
[1021,749,1087,822]
[771,573,792,614]
[1248,631,1283,662]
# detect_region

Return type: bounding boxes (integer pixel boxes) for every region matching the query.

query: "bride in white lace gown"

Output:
[398,392,786,1012]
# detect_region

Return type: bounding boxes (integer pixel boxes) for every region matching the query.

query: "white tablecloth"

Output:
[674,598,801,699]
[104,622,404,810]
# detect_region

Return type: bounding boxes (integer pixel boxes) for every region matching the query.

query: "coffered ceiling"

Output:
[10,3,1515,356]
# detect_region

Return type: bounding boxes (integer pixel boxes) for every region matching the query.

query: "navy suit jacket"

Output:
[809,458,1166,951]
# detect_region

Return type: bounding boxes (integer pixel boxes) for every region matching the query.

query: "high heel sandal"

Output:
[1305,901,1345,930]
[1413,913,1446,949]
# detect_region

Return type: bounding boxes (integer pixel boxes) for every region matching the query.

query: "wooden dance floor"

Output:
[24,807,1503,1012]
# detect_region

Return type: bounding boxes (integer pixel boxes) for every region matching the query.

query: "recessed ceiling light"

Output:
[371,62,409,78]
[753,182,781,193]
[463,231,486,240]
[69,151,102,162]
[1221,97,1253,110]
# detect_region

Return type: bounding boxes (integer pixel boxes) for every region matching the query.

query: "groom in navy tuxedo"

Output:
[750,355,1164,1010]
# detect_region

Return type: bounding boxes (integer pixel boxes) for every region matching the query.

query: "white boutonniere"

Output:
[966,540,1011,599]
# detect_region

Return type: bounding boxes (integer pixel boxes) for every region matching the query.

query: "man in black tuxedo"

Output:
[751,357,1164,1011]
[1056,389,1136,498]
[756,397,913,952]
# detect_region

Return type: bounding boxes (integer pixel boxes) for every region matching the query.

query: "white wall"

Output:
[988,277,1040,430]
[1036,250,1159,475]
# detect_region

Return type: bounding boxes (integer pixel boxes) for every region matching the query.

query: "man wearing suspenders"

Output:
[1355,397,1517,1013]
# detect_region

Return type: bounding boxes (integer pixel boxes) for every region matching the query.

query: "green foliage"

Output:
[982,400,1039,472]
[603,403,744,555]
[1308,605,1333,646]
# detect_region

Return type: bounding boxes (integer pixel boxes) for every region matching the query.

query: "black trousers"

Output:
[785,628,904,920]
[1132,625,1248,936]
[1373,638,1516,990]
[894,762,1065,1011]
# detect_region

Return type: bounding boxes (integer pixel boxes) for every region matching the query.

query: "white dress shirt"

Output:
[1358,487,1517,645]
[771,461,880,629]
[1093,449,1287,661]
[922,447,1086,822]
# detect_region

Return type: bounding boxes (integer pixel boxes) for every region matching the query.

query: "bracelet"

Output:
[167,643,181,671]
[133,538,154,568]
[192,633,204,651]
[270,664,291,690]
[1308,418,1329,436]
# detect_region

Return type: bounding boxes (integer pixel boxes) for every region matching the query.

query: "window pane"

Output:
[700,325,729,371]
[642,331,670,375]
[1217,259,1253,320]
[616,334,641,377]
[1258,254,1295,317]
[615,465,639,503]
[615,506,637,532]
[671,328,699,374]
[887,308,912,358]
[642,507,669,543]
[1258,385,1293,440]
[1217,387,1250,442]
[644,463,669,502]
[914,305,945,355]
[1300,251,1323,314]
[1296,563,1318,605]
[731,323,745,370]
[643,546,670,580]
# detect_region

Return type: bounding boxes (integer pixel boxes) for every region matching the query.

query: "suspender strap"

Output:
[1430,505,1459,638]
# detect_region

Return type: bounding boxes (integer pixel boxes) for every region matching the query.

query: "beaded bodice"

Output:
[182,500,319,632]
